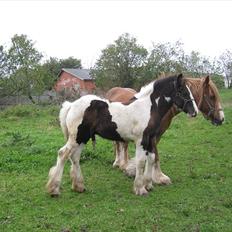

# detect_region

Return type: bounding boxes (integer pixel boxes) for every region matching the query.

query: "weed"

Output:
[2,132,35,147]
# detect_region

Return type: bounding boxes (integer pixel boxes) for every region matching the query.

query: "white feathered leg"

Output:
[70,143,85,192]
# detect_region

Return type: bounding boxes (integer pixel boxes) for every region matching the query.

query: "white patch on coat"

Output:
[186,85,198,114]
[65,95,104,136]
[134,81,155,99]
[109,96,152,141]
[155,97,160,105]
[164,97,171,102]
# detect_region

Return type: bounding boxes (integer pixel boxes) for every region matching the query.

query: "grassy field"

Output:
[0,89,231,232]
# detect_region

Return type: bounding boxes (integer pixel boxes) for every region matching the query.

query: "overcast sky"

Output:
[1,0,232,68]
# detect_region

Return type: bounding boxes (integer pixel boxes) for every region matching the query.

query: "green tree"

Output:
[0,45,7,78]
[146,41,221,81]
[5,34,43,102]
[92,33,148,89]
[150,41,184,72]
[60,56,82,70]
[183,51,211,77]
[146,41,186,80]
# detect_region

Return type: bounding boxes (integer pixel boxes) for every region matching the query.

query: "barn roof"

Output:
[60,68,93,80]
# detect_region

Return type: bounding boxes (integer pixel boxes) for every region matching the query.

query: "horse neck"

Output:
[150,89,174,119]
[135,81,155,99]
[156,107,178,142]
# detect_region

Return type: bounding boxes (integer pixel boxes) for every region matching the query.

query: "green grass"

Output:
[0,90,232,232]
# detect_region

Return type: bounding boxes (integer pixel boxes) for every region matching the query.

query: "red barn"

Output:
[54,68,96,93]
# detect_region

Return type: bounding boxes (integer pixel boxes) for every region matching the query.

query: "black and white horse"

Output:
[47,74,198,196]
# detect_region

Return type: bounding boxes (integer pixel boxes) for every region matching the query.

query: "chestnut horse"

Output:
[105,76,224,184]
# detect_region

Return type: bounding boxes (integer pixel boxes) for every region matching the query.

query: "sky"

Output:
[1,0,232,68]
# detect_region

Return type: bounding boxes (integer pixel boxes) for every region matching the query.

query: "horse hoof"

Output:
[125,167,136,177]
[46,181,60,197]
[134,187,148,196]
[48,187,60,197]
[72,183,86,193]
[50,192,60,197]
[145,182,154,191]
[153,174,172,185]
[113,161,120,168]
[124,159,136,177]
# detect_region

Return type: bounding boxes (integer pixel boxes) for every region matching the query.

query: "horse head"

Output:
[172,74,198,117]
[198,76,225,126]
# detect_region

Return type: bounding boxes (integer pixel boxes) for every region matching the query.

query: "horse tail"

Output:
[59,101,72,141]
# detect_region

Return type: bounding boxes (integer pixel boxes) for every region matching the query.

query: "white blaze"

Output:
[218,103,225,120]
[186,85,198,114]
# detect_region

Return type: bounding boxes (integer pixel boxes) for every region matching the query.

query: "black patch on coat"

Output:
[141,80,174,153]
[76,100,125,145]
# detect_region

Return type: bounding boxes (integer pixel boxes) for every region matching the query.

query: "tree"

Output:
[146,41,186,80]
[219,50,232,88]
[146,41,221,81]
[4,34,43,102]
[183,51,217,77]
[92,33,148,89]
[0,45,7,78]
[60,57,82,70]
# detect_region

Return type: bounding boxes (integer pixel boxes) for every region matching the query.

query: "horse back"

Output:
[106,87,136,103]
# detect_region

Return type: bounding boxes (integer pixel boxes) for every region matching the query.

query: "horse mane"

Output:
[208,79,221,99]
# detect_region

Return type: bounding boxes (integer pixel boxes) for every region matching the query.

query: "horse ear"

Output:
[176,73,183,88]
[203,75,210,86]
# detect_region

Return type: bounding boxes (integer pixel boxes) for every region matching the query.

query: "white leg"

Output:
[144,152,155,191]
[113,142,129,169]
[134,143,148,196]
[113,142,121,167]
[70,143,85,192]
[119,142,129,169]
[46,138,76,196]
[152,161,171,185]
[124,157,136,177]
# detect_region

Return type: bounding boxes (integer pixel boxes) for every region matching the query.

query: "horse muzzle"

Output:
[212,117,224,126]
[188,111,197,118]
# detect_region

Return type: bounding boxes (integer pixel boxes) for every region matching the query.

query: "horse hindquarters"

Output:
[47,104,87,196]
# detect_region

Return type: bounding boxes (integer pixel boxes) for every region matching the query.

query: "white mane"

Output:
[134,81,155,99]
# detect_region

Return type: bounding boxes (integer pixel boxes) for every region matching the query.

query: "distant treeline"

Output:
[92,33,231,90]
[0,33,231,103]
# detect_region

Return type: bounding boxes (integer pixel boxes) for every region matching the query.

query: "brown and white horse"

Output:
[47,74,198,196]
[106,76,224,184]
